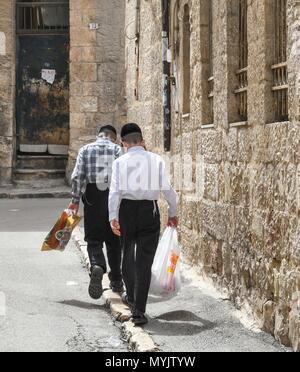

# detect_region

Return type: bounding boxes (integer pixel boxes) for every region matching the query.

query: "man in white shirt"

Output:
[109,123,178,325]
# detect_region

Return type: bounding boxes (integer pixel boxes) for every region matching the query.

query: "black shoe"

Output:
[131,310,148,326]
[89,266,104,300]
[110,280,124,294]
[122,293,134,309]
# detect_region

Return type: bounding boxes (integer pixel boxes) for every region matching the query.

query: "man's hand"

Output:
[68,203,79,215]
[168,216,179,228]
[111,219,121,237]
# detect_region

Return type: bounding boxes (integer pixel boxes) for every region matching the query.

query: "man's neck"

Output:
[97,136,114,143]
[126,144,143,149]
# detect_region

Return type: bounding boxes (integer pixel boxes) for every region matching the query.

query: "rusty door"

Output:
[16,35,69,154]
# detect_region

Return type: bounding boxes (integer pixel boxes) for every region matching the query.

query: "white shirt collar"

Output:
[127,146,146,153]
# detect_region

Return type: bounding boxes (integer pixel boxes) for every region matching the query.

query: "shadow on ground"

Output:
[57,300,105,311]
[146,310,215,336]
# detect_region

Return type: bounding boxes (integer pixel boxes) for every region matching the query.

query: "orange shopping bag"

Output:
[41,210,81,252]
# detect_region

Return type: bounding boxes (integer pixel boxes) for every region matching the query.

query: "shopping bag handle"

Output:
[167,226,177,244]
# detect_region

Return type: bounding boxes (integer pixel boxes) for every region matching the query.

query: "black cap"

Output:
[99,125,117,136]
[121,123,142,139]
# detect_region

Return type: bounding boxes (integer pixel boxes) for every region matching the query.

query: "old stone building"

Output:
[125,0,300,350]
[0,0,126,187]
[1,0,300,351]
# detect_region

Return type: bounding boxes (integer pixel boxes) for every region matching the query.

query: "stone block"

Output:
[70,63,98,82]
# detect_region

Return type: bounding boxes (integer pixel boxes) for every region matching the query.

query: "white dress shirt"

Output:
[109,146,178,221]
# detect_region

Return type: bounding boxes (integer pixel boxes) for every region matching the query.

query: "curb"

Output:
[72,227,159,353]
[0,189,71,199]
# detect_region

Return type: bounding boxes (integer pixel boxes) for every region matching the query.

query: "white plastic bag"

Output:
[150,227,181,297]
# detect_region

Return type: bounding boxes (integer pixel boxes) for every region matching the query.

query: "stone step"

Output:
[16,155,68,170]
[0,186,71,199]
[14,169,66,183]
[13,178,67,189]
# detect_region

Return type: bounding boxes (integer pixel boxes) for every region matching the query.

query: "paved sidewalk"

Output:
[144,265,289,352]
[73,227,290,353]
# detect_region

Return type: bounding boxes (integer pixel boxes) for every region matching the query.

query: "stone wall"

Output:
[125,0,164,152]
[125,0,300,351]
[67,0,127,177]
[0,0,15,186]
[0,0,126,183]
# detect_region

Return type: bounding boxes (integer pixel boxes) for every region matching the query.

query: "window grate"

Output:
[17,1,69,34]
[235,0,248,122]
[273,0,288,122]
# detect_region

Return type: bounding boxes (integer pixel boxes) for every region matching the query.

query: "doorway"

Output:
[16,0,70,155]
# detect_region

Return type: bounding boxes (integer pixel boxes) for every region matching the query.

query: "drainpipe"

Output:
[135,0,141,100]
[161,0,171,152]
[135,0,141,38]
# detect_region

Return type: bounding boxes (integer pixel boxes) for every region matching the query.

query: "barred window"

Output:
[234,0,248,122]
[272,0,288,122]
[17,0,69,34]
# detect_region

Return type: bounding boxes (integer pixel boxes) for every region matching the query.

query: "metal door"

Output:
[16,1,69,154]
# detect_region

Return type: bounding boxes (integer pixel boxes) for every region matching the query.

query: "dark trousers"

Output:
[119,199,161,314]
[84,184,122,282]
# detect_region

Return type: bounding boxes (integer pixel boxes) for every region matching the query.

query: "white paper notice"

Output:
[0,291,6,317]
[41,69,56,84]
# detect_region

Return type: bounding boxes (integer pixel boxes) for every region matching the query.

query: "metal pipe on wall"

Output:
[161,0,171,152]
[135,0,141,100]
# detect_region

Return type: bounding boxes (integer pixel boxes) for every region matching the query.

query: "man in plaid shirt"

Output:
[68,125,124,300]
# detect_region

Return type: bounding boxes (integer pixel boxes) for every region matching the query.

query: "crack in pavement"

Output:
[66,316,106,352]
[65,312,127,352]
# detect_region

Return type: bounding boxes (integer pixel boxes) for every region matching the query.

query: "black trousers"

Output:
[119,199,161,314]
[83,184,122,282]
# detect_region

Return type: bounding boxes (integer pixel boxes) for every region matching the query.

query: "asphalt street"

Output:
[0,198,290,353]
[0,199,127,352]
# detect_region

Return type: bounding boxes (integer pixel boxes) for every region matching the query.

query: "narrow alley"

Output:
[0,199,289,352]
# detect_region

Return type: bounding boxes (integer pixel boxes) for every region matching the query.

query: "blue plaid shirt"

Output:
[71,138,122,204]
